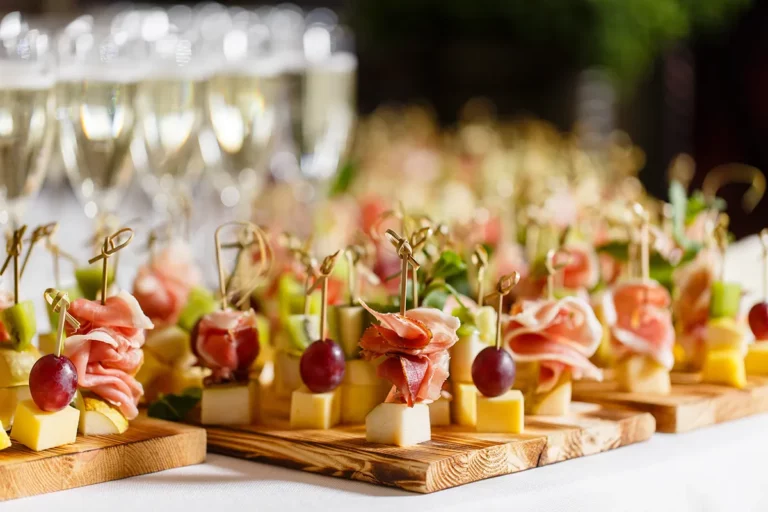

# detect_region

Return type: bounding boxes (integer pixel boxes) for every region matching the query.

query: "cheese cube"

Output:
[746,342,768,376]
[702,348,747,388]
[201,383,253,425]
[38,332,56,355]
[10,400,79,451]
[274,350,302,398]
[365,402,430,446]
[342,359,380,386]
[705,318,746,351]
[529,378,572,416]
[451,382,478,426]
[615,355,671,394]
[476,390,525,434]
[340,383,387,424]
[428,398,451,426]
[591,299,614,368]
[290,386,341,429]
[449,332,485,383]
[0,385,30,428]
[0,423,9,450]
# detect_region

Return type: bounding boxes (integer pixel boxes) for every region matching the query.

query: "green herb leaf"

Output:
[328,160,358,196]
[148,387,202,422]
[421,288,449,309]
[431,250,467,280]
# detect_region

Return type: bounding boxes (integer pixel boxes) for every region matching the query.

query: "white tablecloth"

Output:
[5,185,768,512]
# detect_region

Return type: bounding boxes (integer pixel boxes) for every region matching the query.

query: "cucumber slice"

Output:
[75,265,115,301]
[2,301,37,350]
[285,314,320,353]
[474,306,497,345]
[177,286,217,332]
[710,281,741,319]
[336,306,365,359]
[277,274,320,327]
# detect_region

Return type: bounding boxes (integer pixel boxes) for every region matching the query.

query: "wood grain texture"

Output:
[205,402,654,493]
[0,417,207,501]
[572,373,768,433]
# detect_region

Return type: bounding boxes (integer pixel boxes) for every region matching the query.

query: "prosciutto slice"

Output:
[193,309,259,383]
[672,250,718,358]
[604,279,675,369]
[359,300,459,406]
[133,239,201,328]
[560,242,599,290]
[64,291,154,420]
[505,297,603,393]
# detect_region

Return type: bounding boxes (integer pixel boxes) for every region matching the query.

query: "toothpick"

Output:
[87,228,134,305]
[715,214,730,282]
[214,221,271,310]
[633,203,650,282]
[761,228,768,302]
[409,227,432,308]
[307,251,340,340]
[20,223,57,278]
[0,226,27,305]
[384,229,418,315]
[545,249,571,300]
[483,273,520,350]
[471,245,489,306]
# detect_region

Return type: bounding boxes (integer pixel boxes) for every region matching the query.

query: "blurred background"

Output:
[0,0,765,251]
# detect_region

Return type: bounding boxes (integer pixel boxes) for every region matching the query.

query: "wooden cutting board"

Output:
[0,417,207,501]
[206,402,654,493]
[572,373,768,433]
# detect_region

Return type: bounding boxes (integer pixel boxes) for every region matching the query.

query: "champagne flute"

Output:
[0,19,56,229]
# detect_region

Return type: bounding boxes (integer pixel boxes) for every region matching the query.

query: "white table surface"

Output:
[5,183,768,512]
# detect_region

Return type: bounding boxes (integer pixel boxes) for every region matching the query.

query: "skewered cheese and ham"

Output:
[192,309,259,384]
[359,301,459,406]
[672,250,718,360]
[604,279,675,369]
[64,291,154,420]
[133,239,201,328]
[504,297,603,393]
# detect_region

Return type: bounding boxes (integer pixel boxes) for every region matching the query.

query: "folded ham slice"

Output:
[193,309,259,383]
[64,291,154,420]
[604,279,675,369]
[560,242,599,291]
[672,250,718,359]
[505,297,603,393]
[133,239,201,328]
[359,300,459,406]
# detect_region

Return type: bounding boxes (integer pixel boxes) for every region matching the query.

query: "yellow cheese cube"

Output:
[529,378,572,416]
[0,385,30,428]
[591,299,614,368]
[615,355,671,394]
[0,345,40,387]
[0,422,9,450]
[38,332,57,355]
[746,342,768,376]
[274,350,302,398]
[705,318,746,351]
[340,383,387,424]
[342,359,380,386]
[449,332,485,383]
[135,350,170,389]
[10,400,79,451]
[428,398,451,426]
[290,386,341,429]
[476,390,525,434]
[702,348,747,388]
[451,382,478,426]
[365,402,430,446]
[201,383,253,425]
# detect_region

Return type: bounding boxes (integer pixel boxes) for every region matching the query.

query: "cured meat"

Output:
[0,290,14,344]
[64,291,153,420]
[560,242,599,291]
[133,240,201,328]
[672,250,718,358]
[193,309,259,383]
[359,300,459,405]
[604,279,675,369]
[505,297,603,393]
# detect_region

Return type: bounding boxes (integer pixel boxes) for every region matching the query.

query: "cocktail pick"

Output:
[633,203,650,282]
[544,248,571,300]
[44,230,78,289]
[408,226,432,307]
[483,272,520,350]
[714,214,730,282]
[702,164,765,213]
[87,228,134,305]
[384,229,419,315]
[760,228,768,303]
[20,222,57,278]
[43,288,81,356]
[471,244,489,306]
[214,221,271,310]
[0,226,26,305]
[307,251,341,340]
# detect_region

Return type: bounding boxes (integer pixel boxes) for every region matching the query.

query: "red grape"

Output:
[300,339,346,393]
[472,347,516,398]
[29,354,78,412]
[749,302,768,339]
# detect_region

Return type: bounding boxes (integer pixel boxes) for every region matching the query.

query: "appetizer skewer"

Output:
[746,229,768,375]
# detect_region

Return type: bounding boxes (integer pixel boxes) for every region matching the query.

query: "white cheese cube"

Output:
[366,403,431,447]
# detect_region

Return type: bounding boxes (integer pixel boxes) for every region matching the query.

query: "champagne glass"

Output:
[57,26,146,222]
[0,18,56,229]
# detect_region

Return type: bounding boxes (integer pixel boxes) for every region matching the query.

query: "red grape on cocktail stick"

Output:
[300,251,346,393]
[30,289,80,412]
[472,272,520,398]
[749,229,768,339]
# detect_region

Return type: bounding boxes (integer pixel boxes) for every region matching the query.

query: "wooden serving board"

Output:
[0,417,207,501]
[205,402,654,493]
[572,373,768,433]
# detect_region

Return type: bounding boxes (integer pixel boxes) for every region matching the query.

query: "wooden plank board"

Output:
[0,417,207,501]
[572,373,768,433]
[205,402,654,493]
